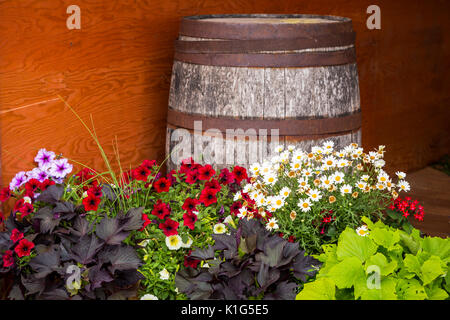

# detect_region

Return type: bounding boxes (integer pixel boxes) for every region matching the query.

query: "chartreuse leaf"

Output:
[328,257,365,289]
[336,228,378,263]
[403,254,422,277]
[369,227,400,251]
[354,276,398,300]
[425,281,449,300]
[296,278,336,300]
[366,253,397,276]
[396,278,427,300]
[421,237,450,263]
[421,256,444,286]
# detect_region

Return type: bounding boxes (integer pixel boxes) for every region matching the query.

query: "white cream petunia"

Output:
[159,268,170,280]
[165,235,182,250]
[140,294,159,300]
[213,223,227,234]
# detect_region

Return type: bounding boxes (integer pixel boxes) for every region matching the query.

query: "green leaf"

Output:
[296,278,336,300]
[421,256,444,286]
[403,254,422,277]
[336,228,378,263]
[366,253,397,276]
[396,278,427,300]
[355,277,398,300]
[421,237,450,263]
[328,257,365,289]
[369,227,400,250]
[425,284,449,300]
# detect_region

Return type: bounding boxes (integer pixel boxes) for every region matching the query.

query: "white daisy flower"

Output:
[298,177,308,189]
[279,187,291,198]
[311,146,324,155]
[233,191,242,201]
[23,196,32,204]
[398,180,410,192]
[272,196,285,209]
[340,184,352,195]
[250,163,261,176]
[298,198,312,212]
[374,159,386,168]
[264,173,277,185]
[266,218,279,231]
[332,171,345,184]
[292,150,306,163]
[396,171,406,180]
[165,235,182,250]
[323,140,335,153]
[377,171,390,184]
[322,156,336,169]
[356,181,367,190]
[274,145,284,153]
[356,225,369,237]
[287,145,296,152]
[308,188,322,202]
[237,207,248,219]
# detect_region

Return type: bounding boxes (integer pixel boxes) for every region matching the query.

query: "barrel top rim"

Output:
[179,14,354,40]
[182,14,352,23]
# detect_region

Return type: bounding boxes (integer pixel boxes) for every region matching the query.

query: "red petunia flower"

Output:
[185,170,199,185]
[87,185,103,198]
[76,168,96,181]
[230,201,243,215]
[25,179,41,194]
[121,170,133,186]
[10,229,24,243]
[39,179,55,191]
[14,239,35,258]
[205,179,221,194]
[232,166,248,183]
[159,218,179,237]
[154,177,171,193]
[82,193,101,212]
[151,200,171,219]
[182,197,199,213]
[14,199,25,212]
[183,211,198,230]
[141,159,157,170]
[179,157,201,175]
[184,254,200,269]
[218,168,234,185]
[140,213,151,231]
[199,188,217,207]
[132,165,151,182]
[2,250,14,268]
[0,187,11,202]
[198,164,215,181]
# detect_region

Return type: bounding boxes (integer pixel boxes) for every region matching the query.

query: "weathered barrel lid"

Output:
[179,14,354,40]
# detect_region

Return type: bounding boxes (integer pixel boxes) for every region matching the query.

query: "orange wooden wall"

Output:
[0,0,449,193]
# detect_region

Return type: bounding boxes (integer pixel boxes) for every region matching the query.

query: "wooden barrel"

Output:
[166,14,361,170]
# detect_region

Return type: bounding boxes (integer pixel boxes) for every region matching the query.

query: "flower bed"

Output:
[0,142,448,300]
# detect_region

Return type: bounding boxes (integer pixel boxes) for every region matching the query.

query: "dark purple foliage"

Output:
[175,219,320,300]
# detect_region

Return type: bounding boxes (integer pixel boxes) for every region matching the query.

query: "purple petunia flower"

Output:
[27,167,49,183]
[49,158,73,179]
[34,149,56,170]
[9,171,27,191]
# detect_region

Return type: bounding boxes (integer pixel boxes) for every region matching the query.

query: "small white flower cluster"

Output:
[239,142,409,225]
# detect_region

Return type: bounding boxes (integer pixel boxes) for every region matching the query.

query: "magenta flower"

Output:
[9,171,27,191]
[49,158,73,179]
[34,149,56,170]
[27,167,49,182]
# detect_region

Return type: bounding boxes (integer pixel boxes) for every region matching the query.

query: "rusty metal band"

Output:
[174,47,355,67]
[175,32,355,54]
[179,14,354,40]
[167,108,362,137]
